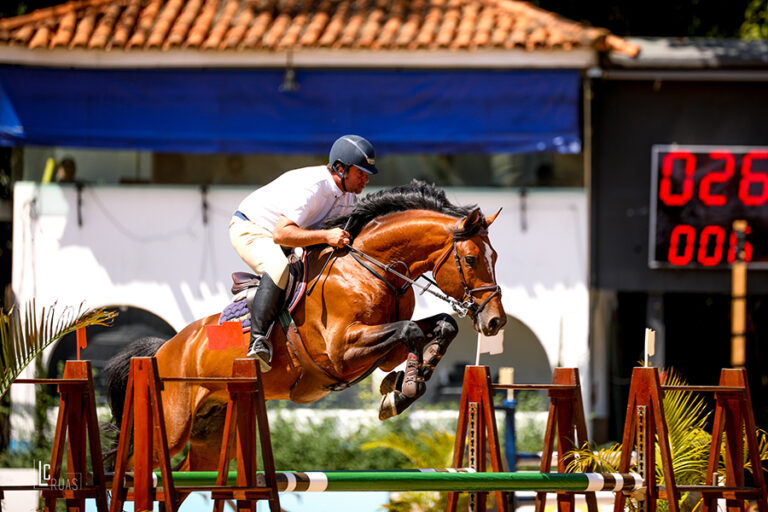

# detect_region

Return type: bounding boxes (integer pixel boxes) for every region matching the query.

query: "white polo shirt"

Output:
[236,165,356,232]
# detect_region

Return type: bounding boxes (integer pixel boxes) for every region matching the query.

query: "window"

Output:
[22,147,584,188]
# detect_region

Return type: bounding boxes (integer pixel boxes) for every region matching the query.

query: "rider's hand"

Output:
[326,228,350,248]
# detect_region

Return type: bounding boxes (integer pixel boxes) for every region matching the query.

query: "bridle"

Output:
[336,216,501,319]
[431,219,501,318]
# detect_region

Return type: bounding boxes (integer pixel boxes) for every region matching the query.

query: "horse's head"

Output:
[433,208,506,336]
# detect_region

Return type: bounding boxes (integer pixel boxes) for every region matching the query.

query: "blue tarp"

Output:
[0,66,580,154]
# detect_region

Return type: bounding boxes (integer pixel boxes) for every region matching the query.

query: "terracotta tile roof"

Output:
[0,0,639,56]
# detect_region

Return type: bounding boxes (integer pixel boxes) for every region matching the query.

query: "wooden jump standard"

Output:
[448,365,595,512]
[615,366,768,512]
[2,361,109,512]
[109,357,280,512]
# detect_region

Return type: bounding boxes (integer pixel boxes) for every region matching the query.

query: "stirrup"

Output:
[247,337,272,372]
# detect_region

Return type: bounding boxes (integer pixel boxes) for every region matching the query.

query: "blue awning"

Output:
[0,66,580,154]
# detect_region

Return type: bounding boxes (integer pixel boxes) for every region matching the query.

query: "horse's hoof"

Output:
[379,390,420,420]
[401,375,425,399]
[378,392,399,420]
[379,371,404,395]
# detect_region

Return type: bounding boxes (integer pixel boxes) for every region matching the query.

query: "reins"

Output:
[346,244,473,317]
[341,217,501,319]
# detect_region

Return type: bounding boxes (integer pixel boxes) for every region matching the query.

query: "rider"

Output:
[229,135,378,371]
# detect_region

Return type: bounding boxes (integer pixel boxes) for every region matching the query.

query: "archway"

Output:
[430,314,552,399]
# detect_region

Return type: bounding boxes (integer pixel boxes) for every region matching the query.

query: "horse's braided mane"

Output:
[322,180,478,237]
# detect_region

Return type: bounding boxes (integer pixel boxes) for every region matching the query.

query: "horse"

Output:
[104,181,506,471]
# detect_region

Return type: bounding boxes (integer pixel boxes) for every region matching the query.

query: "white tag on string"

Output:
[644,328,656,366]
[475,330,505,365]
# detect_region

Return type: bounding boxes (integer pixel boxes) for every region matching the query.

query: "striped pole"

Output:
[115,470,643,493]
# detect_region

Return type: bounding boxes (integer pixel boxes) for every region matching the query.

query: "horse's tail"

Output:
[101,336,166,469]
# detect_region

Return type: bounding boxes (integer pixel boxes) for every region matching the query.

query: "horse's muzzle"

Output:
[474,300,506,336]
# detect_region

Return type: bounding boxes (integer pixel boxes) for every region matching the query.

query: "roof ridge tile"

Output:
[0,0,641,56]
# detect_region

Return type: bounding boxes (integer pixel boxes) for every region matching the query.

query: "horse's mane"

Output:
[322,180,478,237]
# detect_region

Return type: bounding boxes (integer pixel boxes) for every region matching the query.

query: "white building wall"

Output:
[11,182,589,431]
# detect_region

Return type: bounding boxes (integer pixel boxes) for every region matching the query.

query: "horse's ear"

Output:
[484,208,502,227]
[459,208,482,231]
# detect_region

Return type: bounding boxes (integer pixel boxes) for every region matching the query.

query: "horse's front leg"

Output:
[343,320,427,368]
[377,314,458,415]
[343,320,429,419]
[416,313,458,381]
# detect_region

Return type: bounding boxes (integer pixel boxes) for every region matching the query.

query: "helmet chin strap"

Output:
[333,162,349,192]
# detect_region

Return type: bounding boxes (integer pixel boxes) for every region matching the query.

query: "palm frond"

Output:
[0,300,117,398]
[362,430,455,468]
[565,442,623,473]
[743,428,768,474]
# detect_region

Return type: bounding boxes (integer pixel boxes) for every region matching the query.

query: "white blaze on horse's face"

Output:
[472,237,505,336]
[473,210,505,336]
[483,241,496,282]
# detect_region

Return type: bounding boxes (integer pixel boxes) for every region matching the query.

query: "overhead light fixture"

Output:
[279,49,299,92]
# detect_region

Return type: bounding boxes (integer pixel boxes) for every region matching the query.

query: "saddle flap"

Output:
[231,272,261,295]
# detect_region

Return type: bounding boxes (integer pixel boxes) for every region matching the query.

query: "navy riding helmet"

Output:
[329,135,379,175]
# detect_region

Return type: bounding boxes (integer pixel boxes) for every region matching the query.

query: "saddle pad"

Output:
[220,251,308,332]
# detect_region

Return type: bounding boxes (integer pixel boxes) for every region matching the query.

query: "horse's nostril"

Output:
[488,318,499,332]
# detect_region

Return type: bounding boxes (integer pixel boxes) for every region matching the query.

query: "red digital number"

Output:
[668,224,753,266]
[659,151,696,206]
[668,224,696,265]
[697,225,725,266]
[698,151,734,206]
[738,150,768,206]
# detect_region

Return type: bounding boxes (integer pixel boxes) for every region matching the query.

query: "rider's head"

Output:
[328,135,378,193]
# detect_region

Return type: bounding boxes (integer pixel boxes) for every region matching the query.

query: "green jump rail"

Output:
[110,470,643,493]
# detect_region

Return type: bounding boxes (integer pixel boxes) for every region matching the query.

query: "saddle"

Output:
[219,252,307,332]
[219,250,348,404]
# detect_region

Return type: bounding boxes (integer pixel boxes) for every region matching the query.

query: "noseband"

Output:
[431,219,501,318]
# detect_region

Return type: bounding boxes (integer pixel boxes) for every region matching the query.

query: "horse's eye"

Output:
[464,255,477,266]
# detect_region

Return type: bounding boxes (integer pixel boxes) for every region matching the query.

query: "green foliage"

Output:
[268,413,412,470]
[741,0,768,38]
[362,430,455,468]
[0,301,117,399]
[362,428,465,512]
[658,371,711,486]
[514,390,548,413]
[515,414,547,454]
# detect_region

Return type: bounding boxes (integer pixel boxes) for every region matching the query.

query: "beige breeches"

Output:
[228,219,289,290]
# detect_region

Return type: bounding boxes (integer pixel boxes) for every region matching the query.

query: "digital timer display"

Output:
[650,145,768,268]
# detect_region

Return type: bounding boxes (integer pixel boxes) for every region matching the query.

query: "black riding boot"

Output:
[247,274,284,372]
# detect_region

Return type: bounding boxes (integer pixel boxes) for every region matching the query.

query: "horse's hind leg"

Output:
[178,391,229,471]
[150,383,195,470]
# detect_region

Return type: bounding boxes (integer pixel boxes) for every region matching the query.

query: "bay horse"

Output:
[104,181,505,470]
